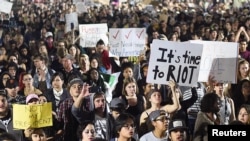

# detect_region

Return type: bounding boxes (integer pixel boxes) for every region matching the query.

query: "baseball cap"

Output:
[110,98,126,109]
[26,94,39,104]
[5,78,18,89]
[168,119,188,132]
[149,110,167,121]
[68,78,83,88]
[45,32,53,38]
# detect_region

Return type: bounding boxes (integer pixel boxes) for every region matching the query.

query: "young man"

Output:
[168,119,188,141]
[72,85,126,140]
[108,98,127,140]
[57,78,84,141]
[0,92,24,141]
[95,39,111,73]
[5,78,25,105]
[139,110,169,141]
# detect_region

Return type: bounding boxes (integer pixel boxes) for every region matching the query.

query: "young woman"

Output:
[121,77,146,130]
[0,71,11,89]
[232,79,250,116]
[139,80,179,137]
[45,72,70,112]
[77,121,96,141]
[86,68,107,94]
[237,104,250,125]
[29,128,47,141]
[68,44,80,68]
[18,72,42,96]
[113,62,134,98]
[89,56,107,74]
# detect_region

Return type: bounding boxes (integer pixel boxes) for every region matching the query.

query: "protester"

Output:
[77,121,96,141]
[0,92,24,141]
[237,104,250,125]
[139,110,169,141]
[168,119,188,141]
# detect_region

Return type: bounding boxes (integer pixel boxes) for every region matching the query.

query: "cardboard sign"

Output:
[93,0,110,5]
[109,28,146,57]
[75,2,88,13]
[0,0,13,14]
[189,40,238,83]
[79,23,108,47]
[147,40,203,86]
[65,12,79,33]
[13,103,53,129]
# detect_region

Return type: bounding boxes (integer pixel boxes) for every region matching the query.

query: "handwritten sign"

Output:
[65,12,79,33]
[147,40,203,86]
[0,0,13,14]
[79,24,108,47]
[189,40,238,83]
[93,0,110,5]
[75,2,88,13]
[109,28,146,57]
[72,0,84,4]
[13,103,52,129]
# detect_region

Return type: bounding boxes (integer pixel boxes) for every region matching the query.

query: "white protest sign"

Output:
[0,0,13,14]
[85,0,94,7]
[72,0,84,4]
[189,40,238,83]
[109,28,146,57]
[79,23,108,47]
[75,2,87,13]
[147,40,203,86]
[94,0,110,5]
[65,12,79,33]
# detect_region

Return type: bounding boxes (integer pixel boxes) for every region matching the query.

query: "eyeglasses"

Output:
[122,124,136,129]
[155,116,170,122]
[23,78,32,81]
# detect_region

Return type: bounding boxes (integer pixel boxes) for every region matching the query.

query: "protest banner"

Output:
[79,24,108,47]
[189,40,238,83]
[147,40,203,86]
[75,2,88,13]
[109,28,146,57]
[13,103,52,129]
[0,0,13,14]
[72,0,84,4]
[93,0,110,5]
[65,12,79,33]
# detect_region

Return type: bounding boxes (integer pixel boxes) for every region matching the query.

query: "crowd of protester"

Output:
[0,0,250,141]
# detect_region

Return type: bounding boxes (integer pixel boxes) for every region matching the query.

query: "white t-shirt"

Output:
[139,131,168,141]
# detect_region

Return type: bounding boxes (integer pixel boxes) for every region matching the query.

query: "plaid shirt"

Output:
[57,97,74,125]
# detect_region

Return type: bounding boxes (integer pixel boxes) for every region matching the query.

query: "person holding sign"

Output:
[0,92,24,141]
[139,80,180,138]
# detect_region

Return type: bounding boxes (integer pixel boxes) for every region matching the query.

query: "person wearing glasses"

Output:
[110,113,137,141]
[18,72,42,97]
[139,110,169,141]
[139,80,179,137]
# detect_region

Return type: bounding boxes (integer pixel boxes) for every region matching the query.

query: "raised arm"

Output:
[235,26,250,42]
[161,80,180,113]
[71,83,91,123]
